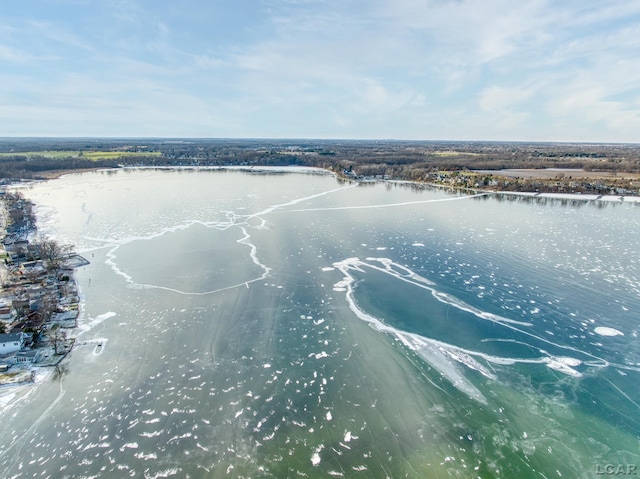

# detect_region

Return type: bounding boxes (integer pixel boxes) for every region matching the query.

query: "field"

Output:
[472,168,640,180]
[0,151,80,159]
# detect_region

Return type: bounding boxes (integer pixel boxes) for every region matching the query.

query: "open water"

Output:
[1,167,639,478]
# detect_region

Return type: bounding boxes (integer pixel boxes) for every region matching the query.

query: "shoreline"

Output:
[485,189,640,203]
[1,158,638,196]
[32,167,111,180]
[23,164,640,203]
[362,176,640,204]
[0,190,87,404]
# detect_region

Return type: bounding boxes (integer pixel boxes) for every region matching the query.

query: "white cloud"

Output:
[0,45,42,63]
[351,79,426,114]
[479,86,536,112]
[1,0,640,140]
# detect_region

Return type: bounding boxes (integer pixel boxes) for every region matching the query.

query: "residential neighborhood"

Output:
[0,190,86,387]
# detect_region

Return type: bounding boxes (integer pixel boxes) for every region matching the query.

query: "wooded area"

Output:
[1,138,639,194]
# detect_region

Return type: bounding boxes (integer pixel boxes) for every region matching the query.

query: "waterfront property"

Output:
[0,332,26,355]
[0,191,84,384]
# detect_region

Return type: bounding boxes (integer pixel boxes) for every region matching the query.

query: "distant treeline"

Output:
[0,157,117,179]
[1,138,639,182]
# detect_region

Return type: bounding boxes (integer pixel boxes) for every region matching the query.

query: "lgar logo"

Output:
[596,464,638,476]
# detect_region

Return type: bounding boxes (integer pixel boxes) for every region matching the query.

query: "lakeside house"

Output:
[50,310,79,328]
[10,349,42,365]
[0,332,27,355]
[19,260,46,277]
[0,299,16,322]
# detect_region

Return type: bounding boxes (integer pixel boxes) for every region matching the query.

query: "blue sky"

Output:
[1,0,640,141]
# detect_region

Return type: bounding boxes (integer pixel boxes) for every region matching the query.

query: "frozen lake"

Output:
[1,167,639,478]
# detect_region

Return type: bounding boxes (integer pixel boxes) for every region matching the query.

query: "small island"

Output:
[0,190,87,388]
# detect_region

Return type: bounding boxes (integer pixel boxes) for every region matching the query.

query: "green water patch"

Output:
[349,266,590,365]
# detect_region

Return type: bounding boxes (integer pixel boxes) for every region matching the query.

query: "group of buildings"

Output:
[341,167,638,196]
[0,190,83,383]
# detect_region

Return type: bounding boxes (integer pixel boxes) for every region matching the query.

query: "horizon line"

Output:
[0,136,639,146]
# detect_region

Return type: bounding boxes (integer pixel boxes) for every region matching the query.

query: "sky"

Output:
[1,0,640,142]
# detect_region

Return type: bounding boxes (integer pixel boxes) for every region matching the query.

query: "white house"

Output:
[0,332,26,355]
[0,299,16,322]
[10,349,42,364]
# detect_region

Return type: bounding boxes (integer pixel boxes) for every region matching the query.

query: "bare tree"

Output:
[49,323,66,355]
[33,237,70,273]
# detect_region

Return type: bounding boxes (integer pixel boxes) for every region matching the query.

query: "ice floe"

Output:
[594,327,624,337]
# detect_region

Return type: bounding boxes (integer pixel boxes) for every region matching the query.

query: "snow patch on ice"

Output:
[78,311,117,334]
[594,327,624,337]
[545,357,582,377]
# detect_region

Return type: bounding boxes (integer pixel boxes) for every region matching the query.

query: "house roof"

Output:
[0,332,24,343]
